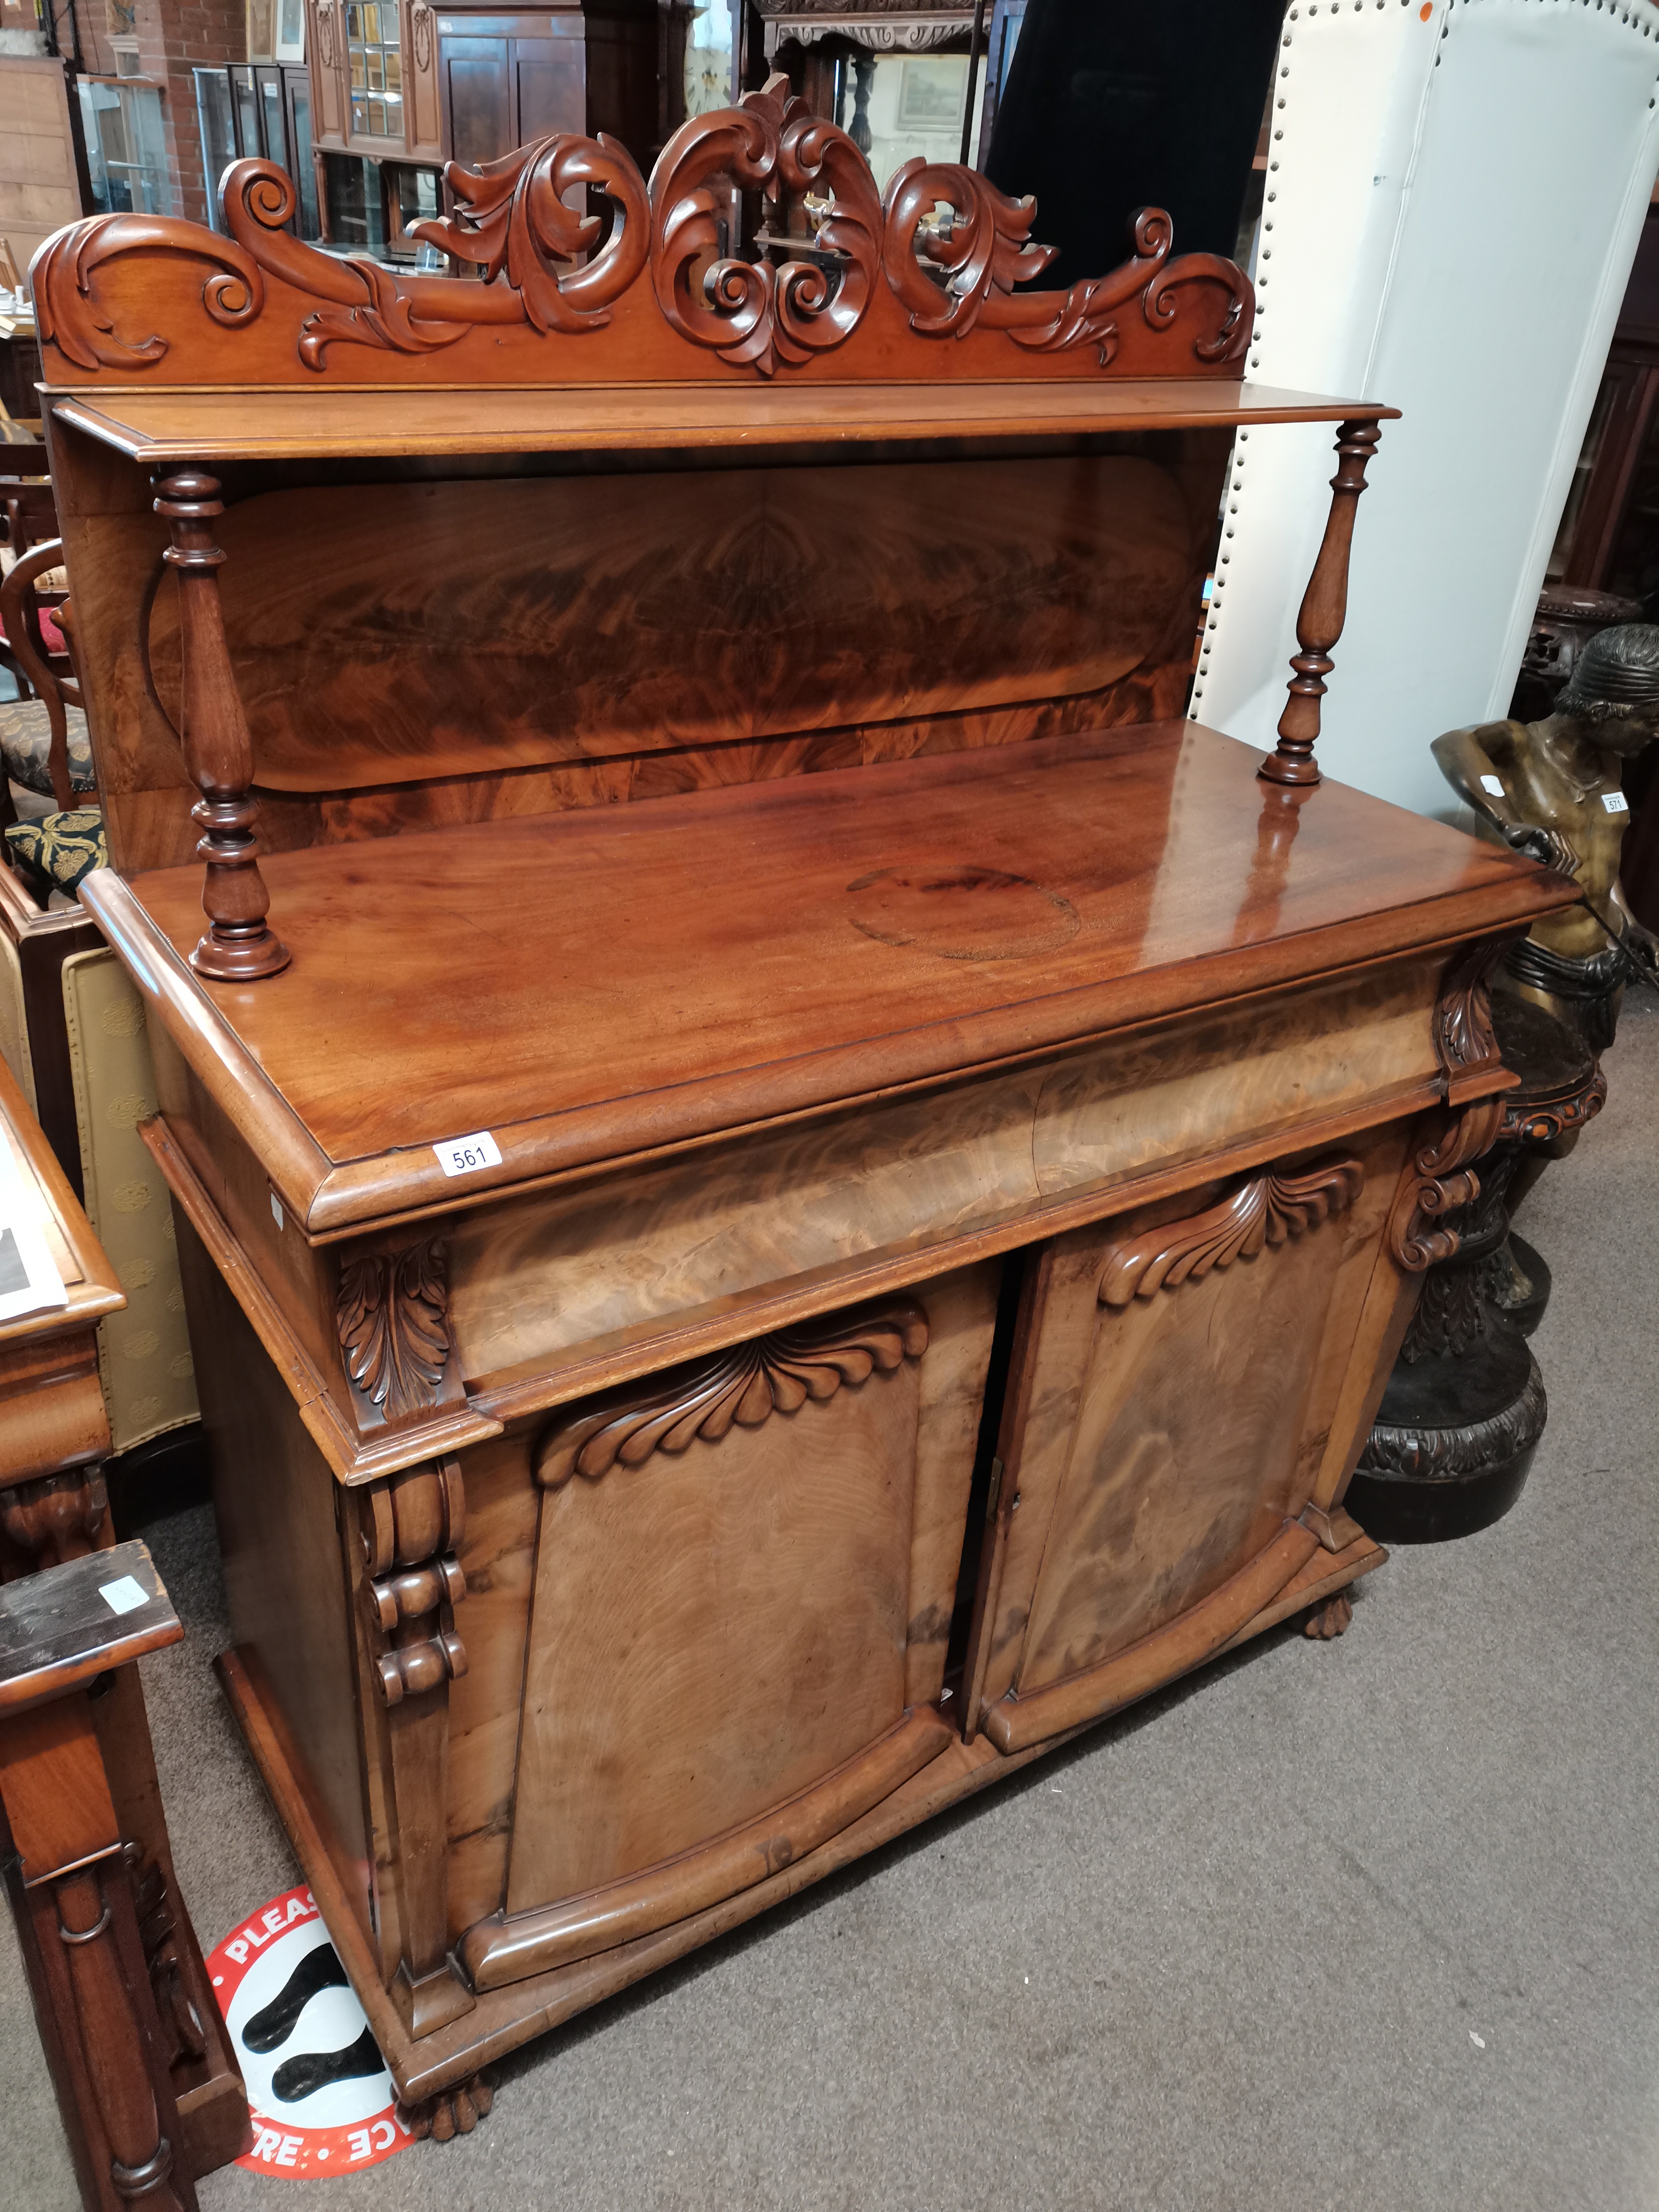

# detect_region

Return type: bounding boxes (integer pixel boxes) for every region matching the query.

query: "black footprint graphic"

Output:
[242,1943,350,2054]
[272,2026,385,2105]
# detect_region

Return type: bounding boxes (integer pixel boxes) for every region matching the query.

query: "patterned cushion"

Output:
[5,807,107,899]
[0,697,95,798]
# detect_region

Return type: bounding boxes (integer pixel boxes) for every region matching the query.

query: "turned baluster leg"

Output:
[1259,417,1383,789]
[151,472,289,982]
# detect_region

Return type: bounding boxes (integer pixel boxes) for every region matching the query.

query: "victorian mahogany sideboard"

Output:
[31,84,1572,2121]
[0,1051,249,2191]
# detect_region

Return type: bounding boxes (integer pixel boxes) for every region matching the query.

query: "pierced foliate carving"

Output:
[31,93,1252,382]
[337,1238,450,1421]
[536,1297,929,1488]
[650,79,882,373]
[1099,1156,1363,1307]
[409,132,649,333]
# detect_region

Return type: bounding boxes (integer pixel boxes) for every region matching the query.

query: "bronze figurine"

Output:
[1432,622,1659,1049]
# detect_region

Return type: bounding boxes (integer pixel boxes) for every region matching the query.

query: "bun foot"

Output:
[399,2069,494,2143]
[1303,1589,1353,1639]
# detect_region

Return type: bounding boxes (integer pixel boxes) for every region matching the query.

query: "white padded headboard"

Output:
[1190,0,1659,818]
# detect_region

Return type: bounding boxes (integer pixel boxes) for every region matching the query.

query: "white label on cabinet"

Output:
[434,1130,502,1178]
[1602,791,1630,814]
[99,1575,148,1616]
[1480,774,1505,796]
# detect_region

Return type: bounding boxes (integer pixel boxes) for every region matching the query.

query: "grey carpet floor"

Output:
[2,994,1655,2212]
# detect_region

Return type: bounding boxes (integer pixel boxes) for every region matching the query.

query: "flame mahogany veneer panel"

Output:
[140,459,1200,794]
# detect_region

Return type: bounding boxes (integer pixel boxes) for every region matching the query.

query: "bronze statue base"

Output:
[1348,995,1600,1546]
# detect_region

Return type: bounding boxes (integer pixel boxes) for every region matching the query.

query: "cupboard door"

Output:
[455,1269,997,1994]
[439,30,511,166]
[967,1123,1410,1753]
[407,0,441,157]
[307,0,349,146]
[511,30,585,141]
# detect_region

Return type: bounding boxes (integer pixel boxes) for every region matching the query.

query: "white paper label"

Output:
[98,1575,148,1617]
[270,1192,284,1230]
[1480,774,1505,797]
[1602,791,1630,814]
[433,1130,502,1178]
[0,1146,68,1324]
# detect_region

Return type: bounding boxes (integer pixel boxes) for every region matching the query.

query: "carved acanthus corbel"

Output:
[336,1237,451,1426]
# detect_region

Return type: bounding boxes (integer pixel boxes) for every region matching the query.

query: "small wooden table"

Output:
[0,1051,247,2183]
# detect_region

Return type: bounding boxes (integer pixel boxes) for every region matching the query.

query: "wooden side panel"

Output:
[505,1359,919,1911]
[173,1213,374,1946]
[138,458,1200,796]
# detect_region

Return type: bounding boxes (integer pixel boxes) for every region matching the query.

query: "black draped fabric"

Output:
[985,0,1287,287]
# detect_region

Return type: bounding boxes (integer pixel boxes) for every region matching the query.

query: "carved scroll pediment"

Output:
[31,77,1252,383]
[337,1237,451,1421]
[536,1297,929,1488]
[1099,1157,1364,1307]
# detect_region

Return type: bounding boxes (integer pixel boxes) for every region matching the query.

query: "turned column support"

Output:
[152,471,289,983]
[1259,417,1384,789]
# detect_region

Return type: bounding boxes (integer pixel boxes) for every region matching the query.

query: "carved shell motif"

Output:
[337,1237,451,1421]
[537,1297,929,1488]
[1099,1157,1364,1307]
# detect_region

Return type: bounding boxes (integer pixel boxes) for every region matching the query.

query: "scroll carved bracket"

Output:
[536,1296,929,1489]
[1385,1101,1504,1274]
[1434,933,1515,1106]
[1099,1155,1363,1307]
[336,1236,451,1427]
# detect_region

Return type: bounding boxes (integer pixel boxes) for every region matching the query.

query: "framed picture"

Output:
[246,0,275,63]
[274,0,305,65]
[895,56,967,132]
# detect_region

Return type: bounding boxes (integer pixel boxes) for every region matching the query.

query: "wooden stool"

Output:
[0,1541,215,2211]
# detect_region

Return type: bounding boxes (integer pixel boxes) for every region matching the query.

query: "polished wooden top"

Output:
[0,1051,123,1344]
[84,724,1571,1238]
[49,382,1400,465]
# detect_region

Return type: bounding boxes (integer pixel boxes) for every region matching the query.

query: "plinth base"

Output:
[1348,1326,1545,1545]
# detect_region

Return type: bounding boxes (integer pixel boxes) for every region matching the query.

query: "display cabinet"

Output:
[32,82,1571,2124]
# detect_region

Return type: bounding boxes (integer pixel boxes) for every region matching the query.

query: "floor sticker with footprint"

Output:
[206,1886,413,2177]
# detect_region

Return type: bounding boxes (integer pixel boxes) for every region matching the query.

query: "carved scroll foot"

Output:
[398,2070,493,2144]
[1303,1590,1353,1639]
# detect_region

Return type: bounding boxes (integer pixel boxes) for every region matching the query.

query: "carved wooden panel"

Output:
[969,1121,1411,1741]
[479,1281,986,1971]
[139,455,1202,797]
[33,80,1251,389]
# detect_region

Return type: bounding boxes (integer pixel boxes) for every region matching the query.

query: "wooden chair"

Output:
[0,539,93,817]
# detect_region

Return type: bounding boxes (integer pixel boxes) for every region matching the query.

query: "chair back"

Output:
[0,541,90,813]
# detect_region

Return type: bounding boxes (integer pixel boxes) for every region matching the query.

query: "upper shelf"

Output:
[50,378,1400,463]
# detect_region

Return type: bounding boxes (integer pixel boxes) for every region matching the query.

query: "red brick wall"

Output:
[133,0,245,225]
